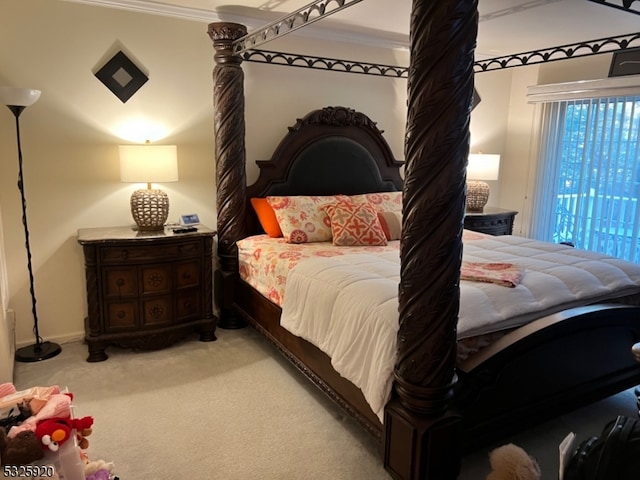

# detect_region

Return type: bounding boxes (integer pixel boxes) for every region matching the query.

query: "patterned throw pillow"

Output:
[324,202,388,246]
[267,195,350,243]
[349,191,402,213]
[377,211,402,240]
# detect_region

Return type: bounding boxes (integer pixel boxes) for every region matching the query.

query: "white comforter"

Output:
[280,234,640,421]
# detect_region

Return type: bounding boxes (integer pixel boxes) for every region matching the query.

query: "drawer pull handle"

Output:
[117,310,126,319]
[120,250,129,260]
[116,278,125,287]
[182,272,191,280]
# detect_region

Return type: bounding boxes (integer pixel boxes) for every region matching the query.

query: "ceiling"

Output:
[66,0,640,60]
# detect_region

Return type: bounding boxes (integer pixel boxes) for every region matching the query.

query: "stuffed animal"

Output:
[486,443,542,480]
[0,426,44,466]
[35,416,93,452]
[73,416,94,450]
[8,393,73,438]
[84,459,114,476]
[85,459,115,480]
[86,470,111,480]
[0,401,32,430]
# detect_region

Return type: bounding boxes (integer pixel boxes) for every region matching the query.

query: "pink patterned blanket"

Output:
[461,261,523,288]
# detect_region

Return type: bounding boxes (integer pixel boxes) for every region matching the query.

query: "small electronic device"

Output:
[173,227,198,234]
[180,214,200,226]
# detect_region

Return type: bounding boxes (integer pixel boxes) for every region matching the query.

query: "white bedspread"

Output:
[280,234,640,421]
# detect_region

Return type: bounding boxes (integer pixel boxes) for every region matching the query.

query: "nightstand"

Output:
[77,226,217,362]
[464,207,518,236]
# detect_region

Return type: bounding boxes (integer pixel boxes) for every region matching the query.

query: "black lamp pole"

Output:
[3,95,62,362]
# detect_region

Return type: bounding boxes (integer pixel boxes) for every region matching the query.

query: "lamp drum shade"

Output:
[119,144,178,231]
[119,145,178,183]
[467,154,500,181]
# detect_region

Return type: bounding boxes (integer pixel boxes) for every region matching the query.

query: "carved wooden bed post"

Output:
[384,1,478,479]
[208,22,248,329]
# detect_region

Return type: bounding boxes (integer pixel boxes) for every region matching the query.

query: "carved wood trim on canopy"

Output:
[241,31,640,76]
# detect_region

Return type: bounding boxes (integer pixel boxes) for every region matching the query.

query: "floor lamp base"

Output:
[15,341,62,363]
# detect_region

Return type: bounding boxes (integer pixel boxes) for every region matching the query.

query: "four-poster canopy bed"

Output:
[207,2,640,479]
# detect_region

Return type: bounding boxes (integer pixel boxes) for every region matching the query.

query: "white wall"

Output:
[470,69,514,207]
[0,205,14,382]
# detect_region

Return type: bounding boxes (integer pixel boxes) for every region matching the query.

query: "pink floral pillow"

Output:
[324,202,388,246]
[349,191,402,213]
[267,195,350,243]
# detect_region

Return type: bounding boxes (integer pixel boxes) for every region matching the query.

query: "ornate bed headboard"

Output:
[245,106,404,235]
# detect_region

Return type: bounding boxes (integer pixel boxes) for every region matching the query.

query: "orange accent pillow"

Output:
[324,202,387,246]
[250,198,283,238]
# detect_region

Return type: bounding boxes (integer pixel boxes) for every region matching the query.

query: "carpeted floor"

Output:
[11,327,639,479]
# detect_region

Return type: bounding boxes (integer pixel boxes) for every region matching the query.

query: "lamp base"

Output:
[130,188,169,231]
[466,180,490,212]
[15,341,62,363]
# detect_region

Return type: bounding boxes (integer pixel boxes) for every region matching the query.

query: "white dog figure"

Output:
[486,443,542,480]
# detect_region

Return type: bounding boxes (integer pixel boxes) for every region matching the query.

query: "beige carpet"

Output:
[11,327,640,479]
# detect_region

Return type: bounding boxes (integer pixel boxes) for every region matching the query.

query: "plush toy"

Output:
[86,470,111,480]
[0,426,44,466]
[486,443,542,480]
[0,384,61,414]
[0,401,32,431]
[85,459,116,480]
[35,416,94,452]
[8,393,74,438]
[73,416,93,450]
[84,459,114,476]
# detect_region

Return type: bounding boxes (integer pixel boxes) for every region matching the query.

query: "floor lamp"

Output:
[0,87,62,362]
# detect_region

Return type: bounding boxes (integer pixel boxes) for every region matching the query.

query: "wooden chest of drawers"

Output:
[78,226,217,361]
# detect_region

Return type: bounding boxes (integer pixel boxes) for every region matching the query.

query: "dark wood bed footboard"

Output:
[456,304,640,450]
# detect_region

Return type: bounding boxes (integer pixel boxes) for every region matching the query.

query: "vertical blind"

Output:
[530,95,640,262]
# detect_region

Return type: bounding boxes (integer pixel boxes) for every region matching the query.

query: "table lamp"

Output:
[119,143,178,230]
[467,153,500,212]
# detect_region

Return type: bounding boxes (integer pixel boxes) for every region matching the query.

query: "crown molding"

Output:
[61,0,221,22]
[61,0,410,50]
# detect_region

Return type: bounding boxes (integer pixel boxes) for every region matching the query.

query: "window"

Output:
[529,79,640,262]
